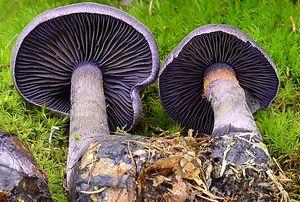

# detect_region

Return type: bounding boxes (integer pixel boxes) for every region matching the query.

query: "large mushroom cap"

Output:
[159,24,279,134]
[11,3,159,131]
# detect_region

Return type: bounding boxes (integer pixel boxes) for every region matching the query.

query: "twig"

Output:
[158,130,169,137]
[127,141,137,177]
[220,143,231,177]
[272,157,287,178]
[266,169,290,201]
[148,0,153,16]
[0,64,9,68]
[5,34,18,50]
[49,126,59,144]
[125,139,162,151]
[196,194,219,202]
[192,184,224,200]
[275,96,285,111]
[290,16,297,32]
[79,187,106,194]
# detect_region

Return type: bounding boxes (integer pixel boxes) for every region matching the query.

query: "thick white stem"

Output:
[67,63,109,190]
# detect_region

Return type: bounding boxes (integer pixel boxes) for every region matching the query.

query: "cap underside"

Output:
[13,12,154,131]
[160,30,278,134]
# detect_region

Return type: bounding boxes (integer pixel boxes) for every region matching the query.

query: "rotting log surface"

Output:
[0,132,51,202]
[74,133,221,202]
[201,132,288,201]
[73,131,288,202]
[75,135,147,201]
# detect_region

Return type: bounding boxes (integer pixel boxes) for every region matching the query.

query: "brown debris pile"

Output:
[130,132,222,202]
[130,131,290,201]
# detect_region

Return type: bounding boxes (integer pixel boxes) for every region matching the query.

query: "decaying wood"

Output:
[75,133,219,202]
[0,132,51,201]
[201,132,289,201]
[74,135,145,201]
[71,128,288,201]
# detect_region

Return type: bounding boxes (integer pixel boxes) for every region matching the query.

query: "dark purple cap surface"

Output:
[11,3,160,131]
[159,24,279,134]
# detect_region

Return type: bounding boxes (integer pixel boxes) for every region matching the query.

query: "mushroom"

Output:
[159,24,279,135]
[0,132,51,201]
[159,24,285,200]
[11,3,159,199]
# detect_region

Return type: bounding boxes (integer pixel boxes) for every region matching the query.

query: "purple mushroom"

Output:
[159,24,279,135]
[11,3,159,199]
[159,24,284,200]
[0,132,51,201]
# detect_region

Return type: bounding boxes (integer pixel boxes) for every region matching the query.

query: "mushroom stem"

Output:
[202,65,282,200]
[67,63,109,190]
[204,64,259,136]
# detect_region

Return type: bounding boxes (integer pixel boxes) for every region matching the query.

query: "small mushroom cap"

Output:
[159,24,279,134]
[11,3,159,131]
